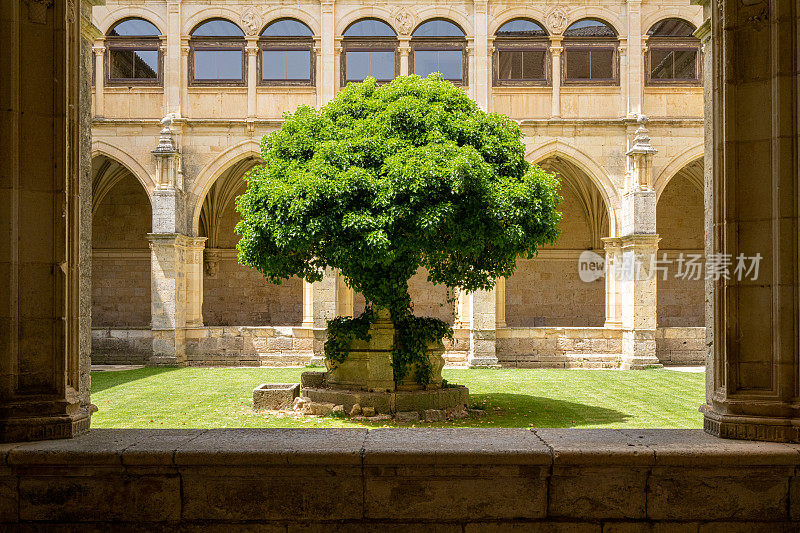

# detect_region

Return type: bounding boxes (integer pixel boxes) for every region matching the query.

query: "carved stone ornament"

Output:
[26,0,53,25]
[241,7,262,36]
[546,7,569,35]
[394,10,415,36]
[204,250,219,278]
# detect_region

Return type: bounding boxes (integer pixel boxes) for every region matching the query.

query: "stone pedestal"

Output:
[326,310,395,393]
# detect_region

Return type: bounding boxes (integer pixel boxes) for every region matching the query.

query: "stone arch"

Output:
[183,8,247,37]
[641,9,704,35]
[562,8,623,35]
[91,141,155,197]
[260,9,320,36]
[527,140,620,236]
[335,9,397,36]
[488,8,549,35]
[190,140,262,235]
[654,143,704,201]
[411,9,472,37]
[95,7,167,36]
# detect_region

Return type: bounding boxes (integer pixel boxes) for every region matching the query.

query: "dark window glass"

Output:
[261,19,313,37]
[650,49,697,80]
[496,19,547,37]
[564,19,616,38]
[414,50,462,79]
[194,50,242,79]
[565,50,590,79]
[648,18,695,37]
[263,50,311,80]
[590,49,613,79]
[346,51,394,81]
[412,20,464,37]
[565,49,615,80]
[192,20,244,37]
[344,19,396,37]
[109,49,158,79]
[108,18,160,37]
[498,50,546,80]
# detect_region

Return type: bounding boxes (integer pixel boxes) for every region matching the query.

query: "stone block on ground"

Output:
[396,411,420,423]
[252,383,300,410]
[301,371,326,390]
[424,409,446,422]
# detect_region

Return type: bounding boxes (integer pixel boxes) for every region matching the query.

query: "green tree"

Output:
[236,75,561,383]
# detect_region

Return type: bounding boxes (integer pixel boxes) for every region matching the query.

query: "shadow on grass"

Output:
[349,392,631,429]
[91,367,181,393]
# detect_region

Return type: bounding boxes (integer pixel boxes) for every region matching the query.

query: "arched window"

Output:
[493,18,549,86]
[259,19,314,86]
[646,18,700,85]
[563,19,618,84]
[411,19,467,85]
[189,19,246,85]
[105,18,161,86]
[341,19,398,85]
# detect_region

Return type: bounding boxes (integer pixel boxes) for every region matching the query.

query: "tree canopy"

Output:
[236,74,561,319]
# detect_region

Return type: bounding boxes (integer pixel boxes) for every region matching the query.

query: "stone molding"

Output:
[0,428,799,527]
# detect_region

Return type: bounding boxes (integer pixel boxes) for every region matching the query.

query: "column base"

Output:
[150,329,186,367]
[468,356,501,369]
[0,404,92,443]
[621,329,662,369]
[702,405,800,442]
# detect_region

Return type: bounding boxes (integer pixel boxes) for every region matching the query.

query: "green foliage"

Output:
[391,315,454,385]
[236,74,561,379]
[324,307,374,367]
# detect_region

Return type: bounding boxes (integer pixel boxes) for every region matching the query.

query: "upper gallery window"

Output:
[563,19,619,85]
[646,18,700,85]
[189,19,246,86]
[259,19,315,86]
[342,19,398,85]
[105,18,161,86]
[493,18,549,86]
[411,19,467,85]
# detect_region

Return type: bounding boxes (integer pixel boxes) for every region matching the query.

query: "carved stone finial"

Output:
[153,114,177,154]
[627,115,657,156]
[546,7,569,35]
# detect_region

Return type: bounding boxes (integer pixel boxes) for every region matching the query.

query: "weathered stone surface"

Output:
[300,371,326,389]
[424,409,446,422]
[395,411,420,423]
[252,383,300,410]
[361,407,376,417]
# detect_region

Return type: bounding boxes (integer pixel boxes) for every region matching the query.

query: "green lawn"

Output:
[90,367,704,429]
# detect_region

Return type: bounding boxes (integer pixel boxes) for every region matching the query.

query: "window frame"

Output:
[189,36,247,87]
[340,37,399,86]
[258,38,316,87]
[104,36,163,87]
[562,41,619,86]
[493,40,550,87]
[645,39,701,86]
[410,40,468,85]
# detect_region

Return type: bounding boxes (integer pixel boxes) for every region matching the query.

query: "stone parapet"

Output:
[0,428,798,528]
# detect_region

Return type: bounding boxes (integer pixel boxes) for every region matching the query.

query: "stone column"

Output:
[0,0,98,441]
[495,278,507,329]
[246,38,258,120]
[468,289,499,368]
[319,0,335,105]
[164,1,181,116]
[625,1,643,117]
[701,0,800,442]
[92,41,104,116]
[184,237,206,327]
[398,40,410,77]
[549,37,563,118]
[473,0,489,109]
[311,269,339,360]
[180,40,189,117]
[302,280,314,328]
[617,116,661,369]
[602,238,623,328]
[618,39,628,117]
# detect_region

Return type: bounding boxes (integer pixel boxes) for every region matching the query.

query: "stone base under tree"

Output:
[301,385,469,416]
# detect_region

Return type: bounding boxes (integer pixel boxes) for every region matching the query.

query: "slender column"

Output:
[180,41,189,117]
[625,1,643,117]
[302,280,314,328]
[246,38,258,119]
[184,237,206,327]
[618,39,628,117]
[495,278,507,329]
[549,37,562,118]
[320,0,335,104]
[618,116,661,369]
[398,39,410,76]
[473,0,489,109]
[602,238,623,328]
[468,288,499,368]
[311,269,339,359]
[701,0,800,442]
[92,41,104,116]
[164,1,181,116]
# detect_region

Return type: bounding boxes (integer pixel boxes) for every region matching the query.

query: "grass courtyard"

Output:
[90,367,704,429]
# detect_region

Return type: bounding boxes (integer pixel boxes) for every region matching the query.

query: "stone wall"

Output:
[91,328,152,365]
[655,327,705,365]
[184,326,313,366]
[91,174,151,327]
[1,428,799,529]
